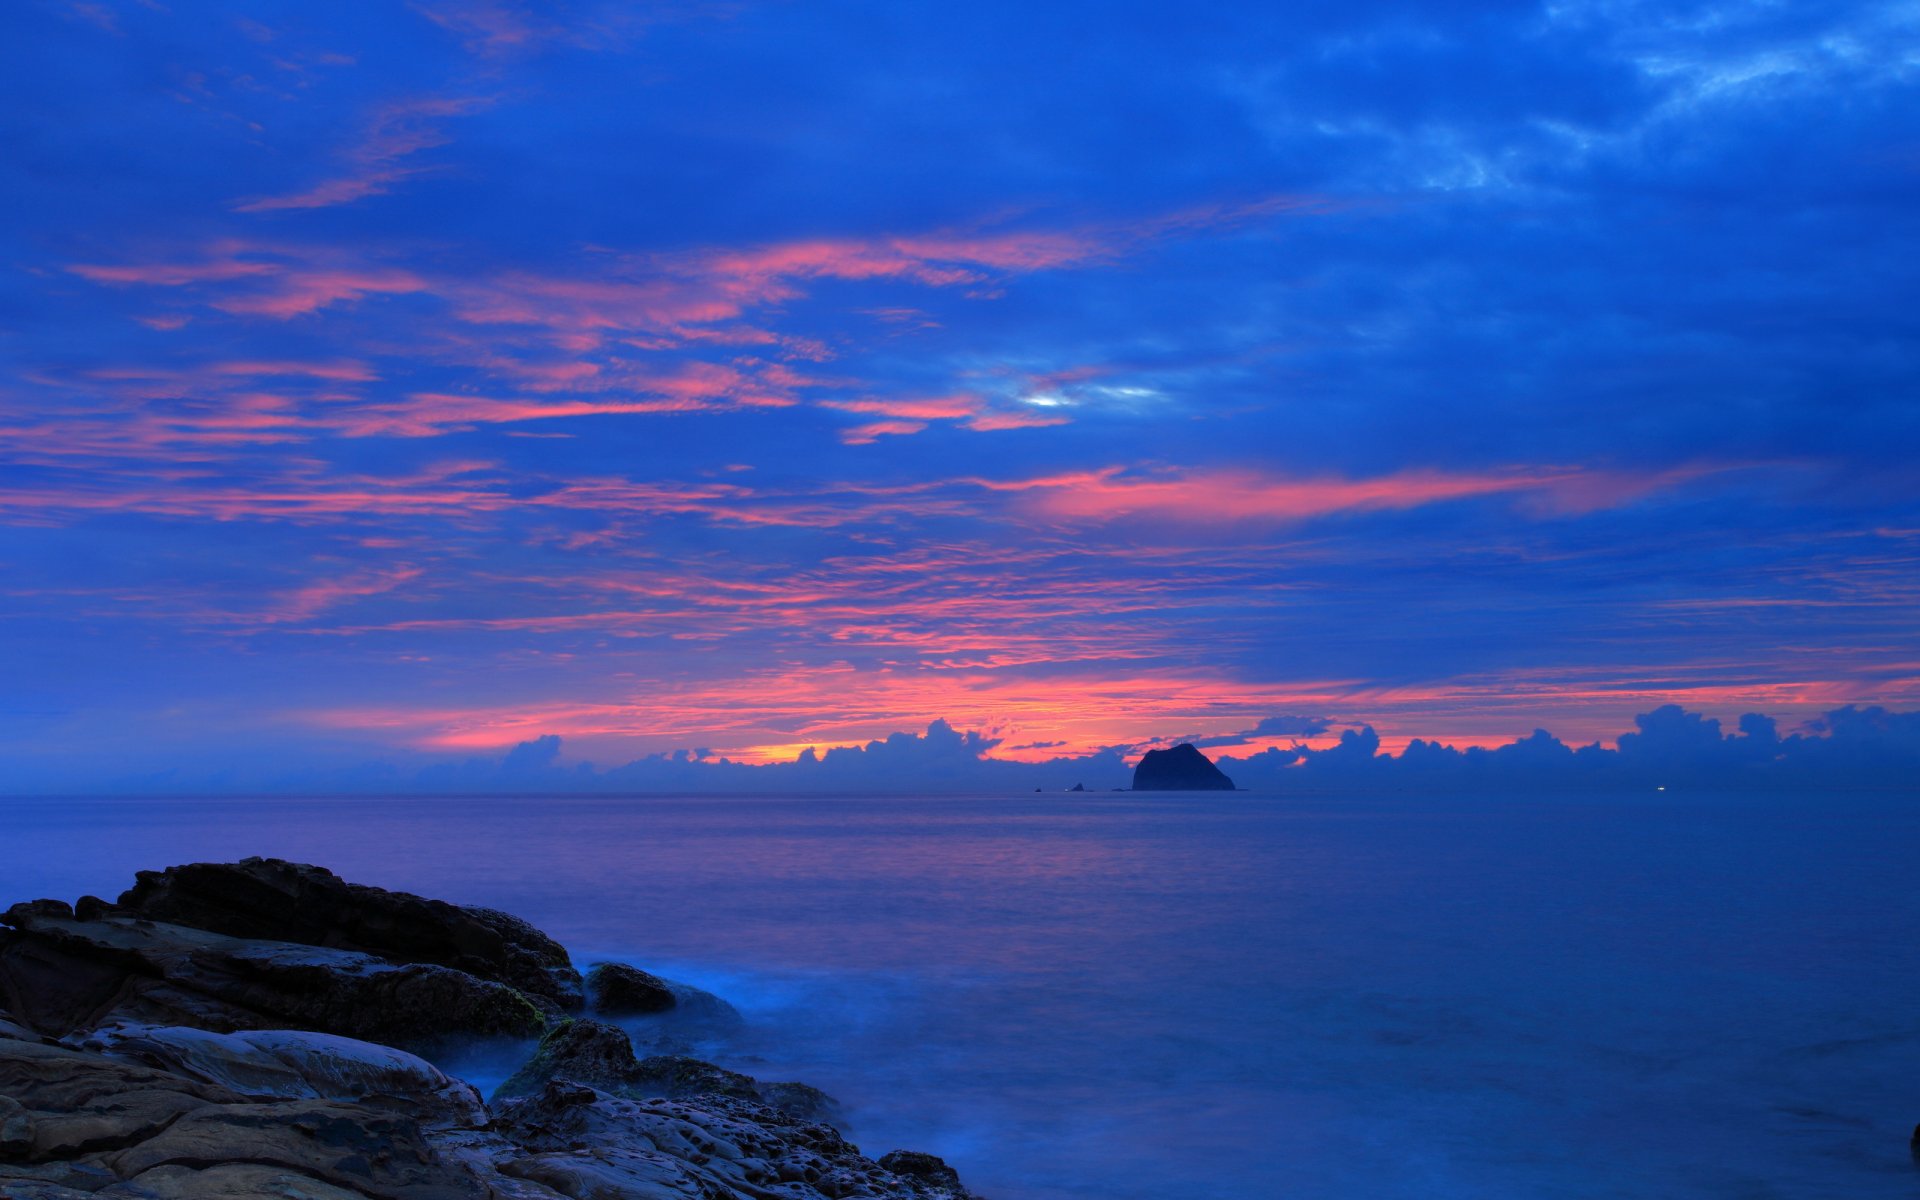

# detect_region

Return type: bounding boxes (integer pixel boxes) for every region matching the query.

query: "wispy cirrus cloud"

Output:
[831,462,1732,526]
[411,0,548,56]
[69,250,275,288]
[0,460,511,523]
[410,0,723,58]
[43,197,1339,464]
[206,360,380,382]
[252,565,427,624]
[822,394,1071,443]
[329,379,795,437]
[0,439,1743,530]
[79,360,379,400]
[1006,465,1693,523]
[68,193,1337,333]
[0,358,383,466]
[69,242,427,318]
[233,95,493,213]
[298,538,1291,664]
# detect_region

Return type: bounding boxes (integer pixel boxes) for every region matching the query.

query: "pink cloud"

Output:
[295,542,1300,703]
[248,566,425,625]
[331,391,736,437]
[861,306,940,328]
[445,272,750,333]
[821,393,1070,440]
[69,192,1342,343]
[0,357,392,465]
[0,458,512,524]
[322,359,804,436]
[210,360,379,381]
[215,267,427,317]
[823,394,984,421]
[498,360,603,390]
[1021,467,1549,521]
[988,465,1706,524]
[410,0,701,57]
[295,648,1920,767]
[965,409,1070,432]
[443,193,1341,340]
[887,230,1110,273]
[71,254,273,288]
[840,419,927,445]
[413,1,541,55]
[301,664,1363,760]
[68,243,426,318]
[234,95,492,213]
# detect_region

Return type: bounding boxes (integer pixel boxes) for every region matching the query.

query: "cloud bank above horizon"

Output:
[18,704,1918,796]
[2,0,1917,790]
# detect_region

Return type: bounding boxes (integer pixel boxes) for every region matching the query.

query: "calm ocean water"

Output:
[4,791,1918,1198]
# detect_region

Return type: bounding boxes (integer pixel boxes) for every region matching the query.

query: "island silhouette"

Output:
[1131,743,1237,790]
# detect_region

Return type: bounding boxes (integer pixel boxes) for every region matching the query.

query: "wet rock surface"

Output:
[494,1080,969,1200]
[586,963,676,1016]
[116,858,584,1013]
[0,903,546,1053]
[496,1019,842,1125]
[584,964,747,1057]
[0,862,982,1200]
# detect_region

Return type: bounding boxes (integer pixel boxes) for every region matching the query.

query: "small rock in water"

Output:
[661,976,748,1036]
[586,961,677,1015]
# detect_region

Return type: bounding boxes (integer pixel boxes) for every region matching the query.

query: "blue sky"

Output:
[3,0,1917,789]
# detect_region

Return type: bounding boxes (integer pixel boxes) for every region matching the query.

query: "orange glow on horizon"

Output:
[298,661,1920,768]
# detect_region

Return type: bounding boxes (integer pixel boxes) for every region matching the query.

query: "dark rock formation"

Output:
[1131,743,1237,791]
[104,1026,489,1126]
[494,1019,839,1125]
[656,978,746,1037]
[494,1019,642,1100]
[879,1150,970,1191]
[493,1079,974,1199]
[586,962,677,1015]
[0,901,545,1053]
[0,1034,487,1199]
[115,858,584,1014]
[586,964,746,1055]
[0,864,981,1199]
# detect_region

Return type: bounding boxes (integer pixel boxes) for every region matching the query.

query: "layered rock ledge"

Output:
[0,858,980,1200]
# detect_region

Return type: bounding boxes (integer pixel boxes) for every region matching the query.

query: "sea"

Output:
[4,790,1918,1199]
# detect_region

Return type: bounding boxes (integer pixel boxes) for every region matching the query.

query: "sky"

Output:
[3,0,1918,792]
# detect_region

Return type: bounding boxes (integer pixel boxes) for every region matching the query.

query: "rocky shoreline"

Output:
[0,858,980,1199]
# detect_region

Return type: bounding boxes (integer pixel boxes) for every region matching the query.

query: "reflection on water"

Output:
[5,791,1919,1198]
